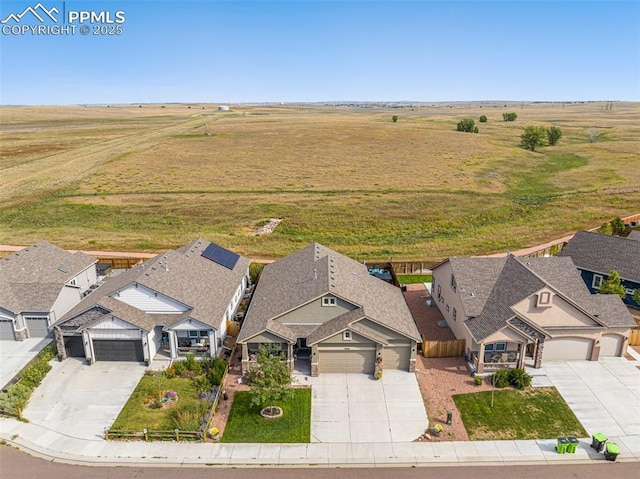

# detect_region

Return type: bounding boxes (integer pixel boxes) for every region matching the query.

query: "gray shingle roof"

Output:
[54,239,249,332]
[0,241,97,314]
[238,243,420,343]
[628,230,640,241]
[446,255,635,342]
[558,230,640,282]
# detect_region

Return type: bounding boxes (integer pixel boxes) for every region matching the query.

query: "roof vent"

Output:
[470,292,475,297]
[313,268,317,280]
[58,266,69,273]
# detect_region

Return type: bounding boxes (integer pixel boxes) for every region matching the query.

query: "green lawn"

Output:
[111,375,204,431]
[222,389,311,443]
[396,274,432,284]
[452,387,587,440]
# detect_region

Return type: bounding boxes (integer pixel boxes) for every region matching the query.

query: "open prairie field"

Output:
[0,102,638,260]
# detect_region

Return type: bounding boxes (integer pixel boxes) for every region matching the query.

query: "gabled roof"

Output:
[238,243,420,343]
[54,239,249,331]
[441,255,635,342]
[628,230,640,241]
[558,230,640,283]
[0,241,97,314]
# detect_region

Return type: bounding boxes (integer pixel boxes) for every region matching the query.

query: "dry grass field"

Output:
[1,102,638,260]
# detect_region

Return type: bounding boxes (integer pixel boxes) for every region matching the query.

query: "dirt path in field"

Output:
[0,113,215,208]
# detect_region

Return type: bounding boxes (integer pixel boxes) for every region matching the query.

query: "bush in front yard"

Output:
[508,368,532,389]
[171,401,210,431]
[490,369,511,388]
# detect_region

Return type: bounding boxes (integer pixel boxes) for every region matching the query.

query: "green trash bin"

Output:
[591,432,607,452]
[567,436,579,454]
[604,442,620,462]
[556,436,569,454]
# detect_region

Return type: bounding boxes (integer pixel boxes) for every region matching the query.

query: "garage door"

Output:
[0,320,14,340]
[600,335,623,357]
[383,345,411,370]
[26,317,49,338]
[319,348,375,374]
[543,337,593,362]
[64,336,85,358]
[93,340,144,362]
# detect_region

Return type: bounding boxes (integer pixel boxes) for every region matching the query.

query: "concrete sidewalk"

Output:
[1,417,639,467]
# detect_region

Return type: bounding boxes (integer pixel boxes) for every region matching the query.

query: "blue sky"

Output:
[1,0,639,104]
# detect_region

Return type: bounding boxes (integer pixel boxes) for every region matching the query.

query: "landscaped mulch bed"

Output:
[414,356,492,441]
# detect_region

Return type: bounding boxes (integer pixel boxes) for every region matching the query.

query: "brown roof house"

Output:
[52,240,250,364]
[432,255,635,374]
[0,241,97,341]
[237,243,421,376]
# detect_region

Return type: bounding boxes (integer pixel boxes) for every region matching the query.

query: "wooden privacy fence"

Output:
[98,257,145,269]
[422,339,465,358]
[629,328,640,347]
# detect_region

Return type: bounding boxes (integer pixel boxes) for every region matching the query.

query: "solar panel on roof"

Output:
[201,243,240,270]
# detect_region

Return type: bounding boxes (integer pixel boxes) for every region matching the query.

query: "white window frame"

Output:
[188,330,198,338]
[495,342,506,352]
[322,296,337,307]
[592,274,603,290]
[69,278,77,286]
[625,288,634,296]
[343,331,352,341]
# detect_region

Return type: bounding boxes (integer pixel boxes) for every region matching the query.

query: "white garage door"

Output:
[383,345,411,370]
[600,335,623,357]
[0,320,14,340]
[543,337,593,362]
[319,348,376,374]
[26,317,49,338]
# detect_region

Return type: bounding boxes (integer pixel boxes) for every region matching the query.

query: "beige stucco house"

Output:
[237,243,421,376]
[432,255,635,374]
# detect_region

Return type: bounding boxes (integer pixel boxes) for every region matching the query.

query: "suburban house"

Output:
[0,241,97,341]
[52,239,250,364]
[237,243,421,376]
[432,254,635,374]
[558,230,640,309]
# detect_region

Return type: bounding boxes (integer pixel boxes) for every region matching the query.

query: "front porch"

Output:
[471,342,527,373]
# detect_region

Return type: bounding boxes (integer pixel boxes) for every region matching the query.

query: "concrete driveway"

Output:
[0,338,51,389]
[531,357,640,437]
[23,358,146,440]
[309,371,428,443]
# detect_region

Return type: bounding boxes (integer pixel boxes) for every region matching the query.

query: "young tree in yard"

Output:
[520,126,548,151]
[633,288,640,306]
[599,270,626,299]
[456,118,478,133]
[244,344,292,417]
[610,217,626,236]
[547,126,563,146]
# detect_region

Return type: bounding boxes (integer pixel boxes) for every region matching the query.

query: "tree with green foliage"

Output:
[633,288,640,306]
[598,222,613,235]
[520,126,548,151]
[244,344,292,416]
[610,217,626,236]
[456,118,478,133]
[547,126,563,146]
[391,115,398,123]
[479,115,487,123]
[599,270,626,299]
[503,112,518,121]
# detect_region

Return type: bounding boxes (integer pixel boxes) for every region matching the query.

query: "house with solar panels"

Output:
[51,239,250,364]
[0,241,98,341]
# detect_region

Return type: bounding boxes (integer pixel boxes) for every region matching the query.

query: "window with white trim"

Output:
[485,342,506,352]
[188,330,198,338]
[343,331,352,341]
[69,278,77,286]
[592,274,603,289]
[322,296,337,307]
[453,308,457,321]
